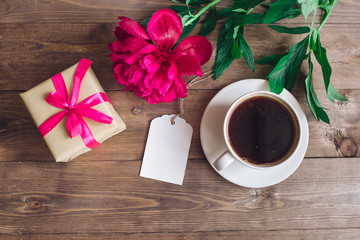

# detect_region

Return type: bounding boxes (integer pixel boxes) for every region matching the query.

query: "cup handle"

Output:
[213,150,235,171]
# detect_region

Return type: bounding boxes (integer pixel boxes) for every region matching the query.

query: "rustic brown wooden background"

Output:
[1,0,360,239]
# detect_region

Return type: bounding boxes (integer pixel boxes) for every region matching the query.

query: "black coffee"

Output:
[228,96,296,165]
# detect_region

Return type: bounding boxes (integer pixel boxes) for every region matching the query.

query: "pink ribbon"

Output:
[38,59,113,149]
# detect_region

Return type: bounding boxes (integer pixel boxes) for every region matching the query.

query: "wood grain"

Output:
[1,22,359,91]
[0,158,360,235]
[0,0,359,24]
[1,0,360,238]
[2,230,360,240]
[1,88,359,162]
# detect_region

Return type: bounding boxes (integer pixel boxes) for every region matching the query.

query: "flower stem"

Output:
[184,0,223,26]
[307,7,317,51]
[317,0,337,32]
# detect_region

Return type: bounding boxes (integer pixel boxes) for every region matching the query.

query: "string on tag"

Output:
[172,70,214,125]
[170,98,185,125]
[187,70,214,88]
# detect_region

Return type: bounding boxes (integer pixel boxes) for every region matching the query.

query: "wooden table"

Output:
[1,0,360,239]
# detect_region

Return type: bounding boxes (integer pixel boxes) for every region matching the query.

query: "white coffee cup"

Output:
[213,91,301,171]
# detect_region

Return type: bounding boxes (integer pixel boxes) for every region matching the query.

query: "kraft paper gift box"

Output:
[20,59,126,162]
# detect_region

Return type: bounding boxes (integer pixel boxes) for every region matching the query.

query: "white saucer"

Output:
[200,79,309,188]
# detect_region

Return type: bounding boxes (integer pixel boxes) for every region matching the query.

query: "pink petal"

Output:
[130,68,146,85]
[110,38,157,56]
[144,71,157,88]
[161,85,178,103]
[138,75,151,93]
[147,9,182,52]
[125,53,143,65]
[176,55,202,77]
[114,63,134,87]
[161,78,187,103]
[174,36,213,65]
[124,84,135,92]
[124,65,139,80]
[167,62,178,81]
[109,52,132,63]
[118,17,150,40]
[113,64,128,85]
[120,36,149,53]
[138,44,158,54]
[143,55,161,73]
[114,26,130,40]
[152,66,173,96]
[142,89,155,98]
[108,41,123,53]
[148,92,162,104]
[175,76,188,98]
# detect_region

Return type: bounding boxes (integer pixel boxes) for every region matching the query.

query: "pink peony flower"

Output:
[109,9,212,104]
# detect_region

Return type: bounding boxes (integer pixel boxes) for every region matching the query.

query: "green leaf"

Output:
[313,34,347,102]
[262,2,302,20]
[267,25,310,34]
[313,33,330,91]
[141,17,151,26]
[181,0,212,7]
[268,53,291,94]
[142,6,198,26]
[305,58,330,123]
[231,39,242,59]
[177,15,200,44]
[170,5,198,16]
[198,7,217,37]
[186,0,192,13]
[171,0,213,7]
[214,18,235,79]
[320,0,339,20]
[232,8,248,14]
[181,14,192,25]
[185,0,206,14]
[263,0,297,24]
[233,25,240,38]
[267,36,309,93]
[238,32,255,71]
[285,36,309,91]
[170,0,185,3]
[282,7,302,20]
[309,29,318,51]
[217,7,235,19]
[255,54,286,66]
[328,84,347,101]
[189,0,212,4]
[298,0,319,23]
[143,6,199,26]
[261,2,271,7]
[233,13,266,26]
[233,0,265,10]
[185,0,197,16]
[304,59,317,117]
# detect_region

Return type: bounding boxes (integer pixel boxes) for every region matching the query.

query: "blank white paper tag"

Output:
[140,114,193,185]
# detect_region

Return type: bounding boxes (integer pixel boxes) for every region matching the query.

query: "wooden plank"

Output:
[0,0,359,238]
[0,158,359,234]
[0,0,358,24]
[1,229,360,239]
[1,22,359,91]
[1,88,359,162]
[0,90,178,162]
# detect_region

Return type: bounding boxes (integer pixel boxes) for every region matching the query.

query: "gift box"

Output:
[20,59,126,162]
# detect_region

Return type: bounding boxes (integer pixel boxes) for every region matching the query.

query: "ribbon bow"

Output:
[38,59,113,149]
